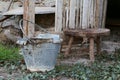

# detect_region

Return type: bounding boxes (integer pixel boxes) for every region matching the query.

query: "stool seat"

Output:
[64,28,110,37]
[64,28,110,62]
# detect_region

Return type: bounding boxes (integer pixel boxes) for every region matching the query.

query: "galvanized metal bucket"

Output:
[21,34,61,72]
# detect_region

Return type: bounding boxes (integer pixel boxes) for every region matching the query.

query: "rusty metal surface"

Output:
[2,7,55,15]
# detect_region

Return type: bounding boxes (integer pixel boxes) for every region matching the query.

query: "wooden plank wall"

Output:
[55,0,107,32]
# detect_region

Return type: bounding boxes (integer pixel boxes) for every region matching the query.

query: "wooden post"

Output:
[55,0,63,32]
[23,0,35,38]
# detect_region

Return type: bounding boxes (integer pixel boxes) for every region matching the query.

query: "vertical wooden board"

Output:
[55,0,63,32]
[89,0,94,28]
[69,0,76,29]
[79,0,83,29]
[23,0,29,36]
[102,0,107,28]
[28,0,35,38]
[93,0,97,28]
[81,0,89,29]
[76,0,80,29]
[98,0,104,28]
[87,0,91,28]
[65,7,69,28]
[95,0,100,28]
[62,0,67,29]
[65,0,70,28]
[23,0,35,38]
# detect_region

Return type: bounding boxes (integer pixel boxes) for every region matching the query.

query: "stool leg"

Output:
[89,37,95,62]
[65,36,74,56]
[96,36,101,54]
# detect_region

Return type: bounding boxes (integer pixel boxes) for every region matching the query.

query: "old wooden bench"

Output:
[64,28,110,62]
[55,0,110,62]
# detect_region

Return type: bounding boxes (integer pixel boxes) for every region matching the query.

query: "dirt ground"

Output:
[0,50,93,80]
[0,67,22,80]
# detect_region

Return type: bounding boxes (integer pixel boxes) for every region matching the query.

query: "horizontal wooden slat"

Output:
[2,7,55,15]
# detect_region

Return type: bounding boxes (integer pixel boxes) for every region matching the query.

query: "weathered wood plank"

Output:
[82,0,89,29]
[102,0,107,28]
[99,0,104,28]
[95,0,100,28]
[23,0,35,38]
[55,0,107,31]
[87,0,91,28]
[69,0,76,29]
[3,7,55,15]
[55,0,63,32]
[76,0,80,28]
[89,0,94,28]
[62,0,66,29]
[65,7,69,28]
[93,0,96,28]
[79,0,83,29]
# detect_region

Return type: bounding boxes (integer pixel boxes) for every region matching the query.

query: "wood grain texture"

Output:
[55,0,107,30]
[55,0,63,32]
[23,0,35,38]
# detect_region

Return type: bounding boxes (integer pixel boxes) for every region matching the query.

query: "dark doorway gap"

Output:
[106,0,120,27]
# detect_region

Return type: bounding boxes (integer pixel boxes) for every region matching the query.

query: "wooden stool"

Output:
[64,28,110,62]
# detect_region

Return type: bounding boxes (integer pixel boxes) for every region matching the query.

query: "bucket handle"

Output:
[19,19,50,34]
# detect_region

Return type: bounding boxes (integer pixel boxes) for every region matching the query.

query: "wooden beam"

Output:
[55,0,63,32]
[23,0,35,38]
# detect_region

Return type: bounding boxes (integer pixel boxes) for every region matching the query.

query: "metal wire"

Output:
[19,19,49,33]
[19,19,51,44]
[19,19,34,44]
